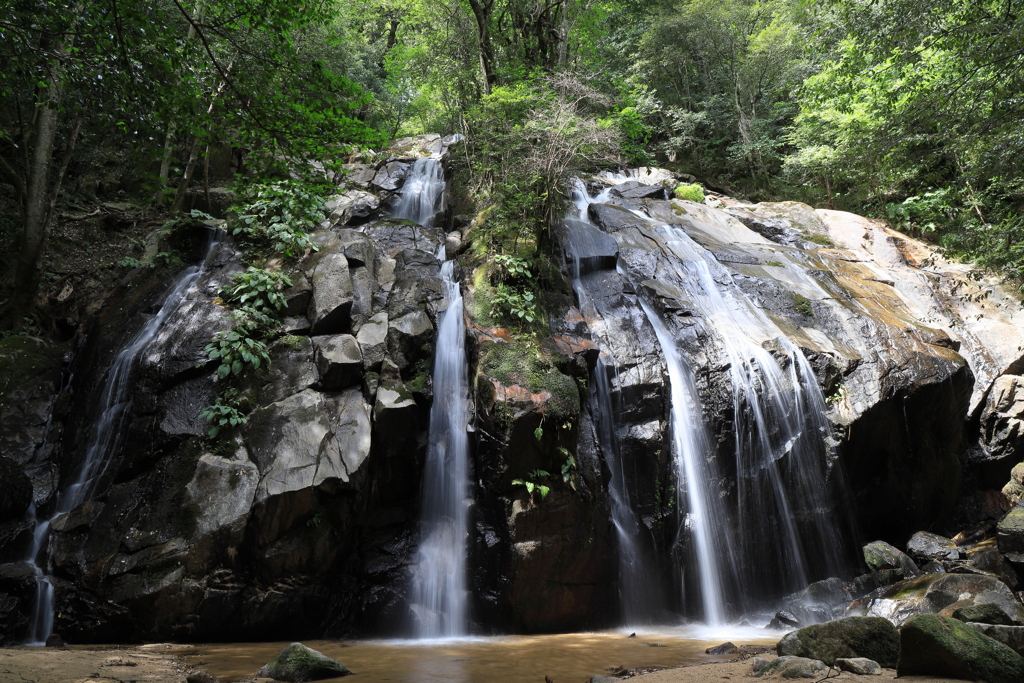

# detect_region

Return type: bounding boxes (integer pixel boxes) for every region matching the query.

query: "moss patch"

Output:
[479,341,580,420]
[674,183,705,203]
[793,293,814,317]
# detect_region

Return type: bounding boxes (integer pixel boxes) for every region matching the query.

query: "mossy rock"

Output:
[674,183,705,203]
[898,614,1024,683]
[776,616,900,667]
[255,642,351,682]
[478,341,580,421]
[756,656,827,678]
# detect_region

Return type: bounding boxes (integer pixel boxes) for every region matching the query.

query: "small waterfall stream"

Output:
[24,229,223,644]
[397,157,472,638]
[565,181,663,625]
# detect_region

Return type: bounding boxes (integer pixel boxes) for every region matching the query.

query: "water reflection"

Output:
[184,628,783,683]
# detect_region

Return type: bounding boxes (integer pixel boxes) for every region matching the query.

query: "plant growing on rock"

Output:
[205,328,271,379]
[229,180,326,258]
[513,469,552,501]
[221,267,293,315]
[199,389,248,438]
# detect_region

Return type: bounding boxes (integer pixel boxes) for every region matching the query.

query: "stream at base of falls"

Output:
[172,629,782,683]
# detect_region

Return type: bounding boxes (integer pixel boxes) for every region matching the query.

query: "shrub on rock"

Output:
[897,614,1024,683]
[776,616,900,667]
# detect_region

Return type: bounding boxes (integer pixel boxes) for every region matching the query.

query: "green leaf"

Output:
[537,485,550,499]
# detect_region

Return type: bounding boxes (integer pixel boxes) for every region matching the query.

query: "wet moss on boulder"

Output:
[897,614,1024,683]
[776,616,900,668]
[255,642,351,681]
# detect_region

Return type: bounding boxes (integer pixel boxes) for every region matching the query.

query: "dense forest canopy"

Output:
[2,0,1024,333]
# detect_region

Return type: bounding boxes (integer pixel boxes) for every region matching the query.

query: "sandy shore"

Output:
[631,653,974,683]
[0,645,190,683]
[0,647,979,683]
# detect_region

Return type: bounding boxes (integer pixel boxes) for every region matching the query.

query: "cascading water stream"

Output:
[564,180,662,625]
[638,300,731,625]
[397,157,472,638]
[653,223,848,604]
[23,229,223,644]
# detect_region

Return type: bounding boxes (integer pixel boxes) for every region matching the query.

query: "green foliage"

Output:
[674,183,705,203]
[512,469,552,500]
[200,389,247,438]
[222,267,293,315]
[230,180,326,258]
[205,329,270,380]
[491,284,538,324]
[559,447,578,492]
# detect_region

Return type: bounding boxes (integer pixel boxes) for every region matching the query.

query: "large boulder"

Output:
[370,161,409,193]
[755,656,828,678]
[775,616,900,667]
[906,531,960,562]
[307,252,354,336]
[326,190,379,227]
[255,642,351,681]
[982,375,1024,462]
[998,505,1024,566]
[967,622,1024,656]
[862,573,1024,627]
[897,614,1024,683]
[312,334,362,390]
[863,540,920,575]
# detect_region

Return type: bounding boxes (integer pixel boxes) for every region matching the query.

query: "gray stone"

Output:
[851,569,904,598]
[560,219,618,274]
[371,161,410,193]
[313,334,362,389]
[281,272,313,317]
[776,616,900,667]
[50,501,104,533]
[357,312,388,372]
[898,614,1024,683]
[835,657,882,675]
[967,622,1024,656]
[326,190,379,226]
[998,505,1024,564]
[982,375,1024,459]
[255,642,351,681]
[906,531,960,562]
[339,163,376,189]
[257,336,318,406]
[750,657,769,674]
[953,602,1020,626]
[756,656,828,678]
[865,572,1024,627]
[307,252,354,336]
[863,540,920,575]
[705,642,738,655]
[183,454,259,539]
[324,388,372,489]
[337,229,377,269]
[386,310,433,371]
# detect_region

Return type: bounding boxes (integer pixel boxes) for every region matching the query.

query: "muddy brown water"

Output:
[176,627,782,683]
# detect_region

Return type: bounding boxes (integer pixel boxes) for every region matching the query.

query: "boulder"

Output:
[965,537,1019,589]
[835,658,881,675]
[706,642,738,655]
[750,657,770,674]
[906,531,960,562]
[183,455,259,539]
[281,272,313,317]
[559,219,618,275]
[339,163,376,189]
[997,505,1024,565]
[0,456,32,523]
[356,312,388,372]
[307,253,354,336]
[254,642,351,681]
[324,388,372,488]
[775,616,899,667]
[386,310,433,371]
[863,540,920,575]
[326,190,379,227]
[756,656,828,678]
[370,161,409,193]
[982,375,1024,461]
[967,623,1024,656]
[313,334,362,390]
[865,573,1024,627]
[610,180,666,200]
[254,336,319,407]
[897,614,1024,683]
[953,602,1020,626]
[850,569,904,598]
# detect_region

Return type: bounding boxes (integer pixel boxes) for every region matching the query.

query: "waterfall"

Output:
[399,155,471,638]
[565,180,663,625]
[391,158,446,228]
[23,229,223,644]
[639,300,732,625]
[654,224,848,607]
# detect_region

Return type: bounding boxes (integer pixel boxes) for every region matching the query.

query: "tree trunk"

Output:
[11,7,82,330]
[467,0,497,95]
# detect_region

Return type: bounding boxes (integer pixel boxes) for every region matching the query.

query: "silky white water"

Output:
[391,158,446,228]
[24,230,223,644]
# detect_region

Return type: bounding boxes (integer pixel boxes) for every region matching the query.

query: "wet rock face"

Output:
[898,614,1024,683]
